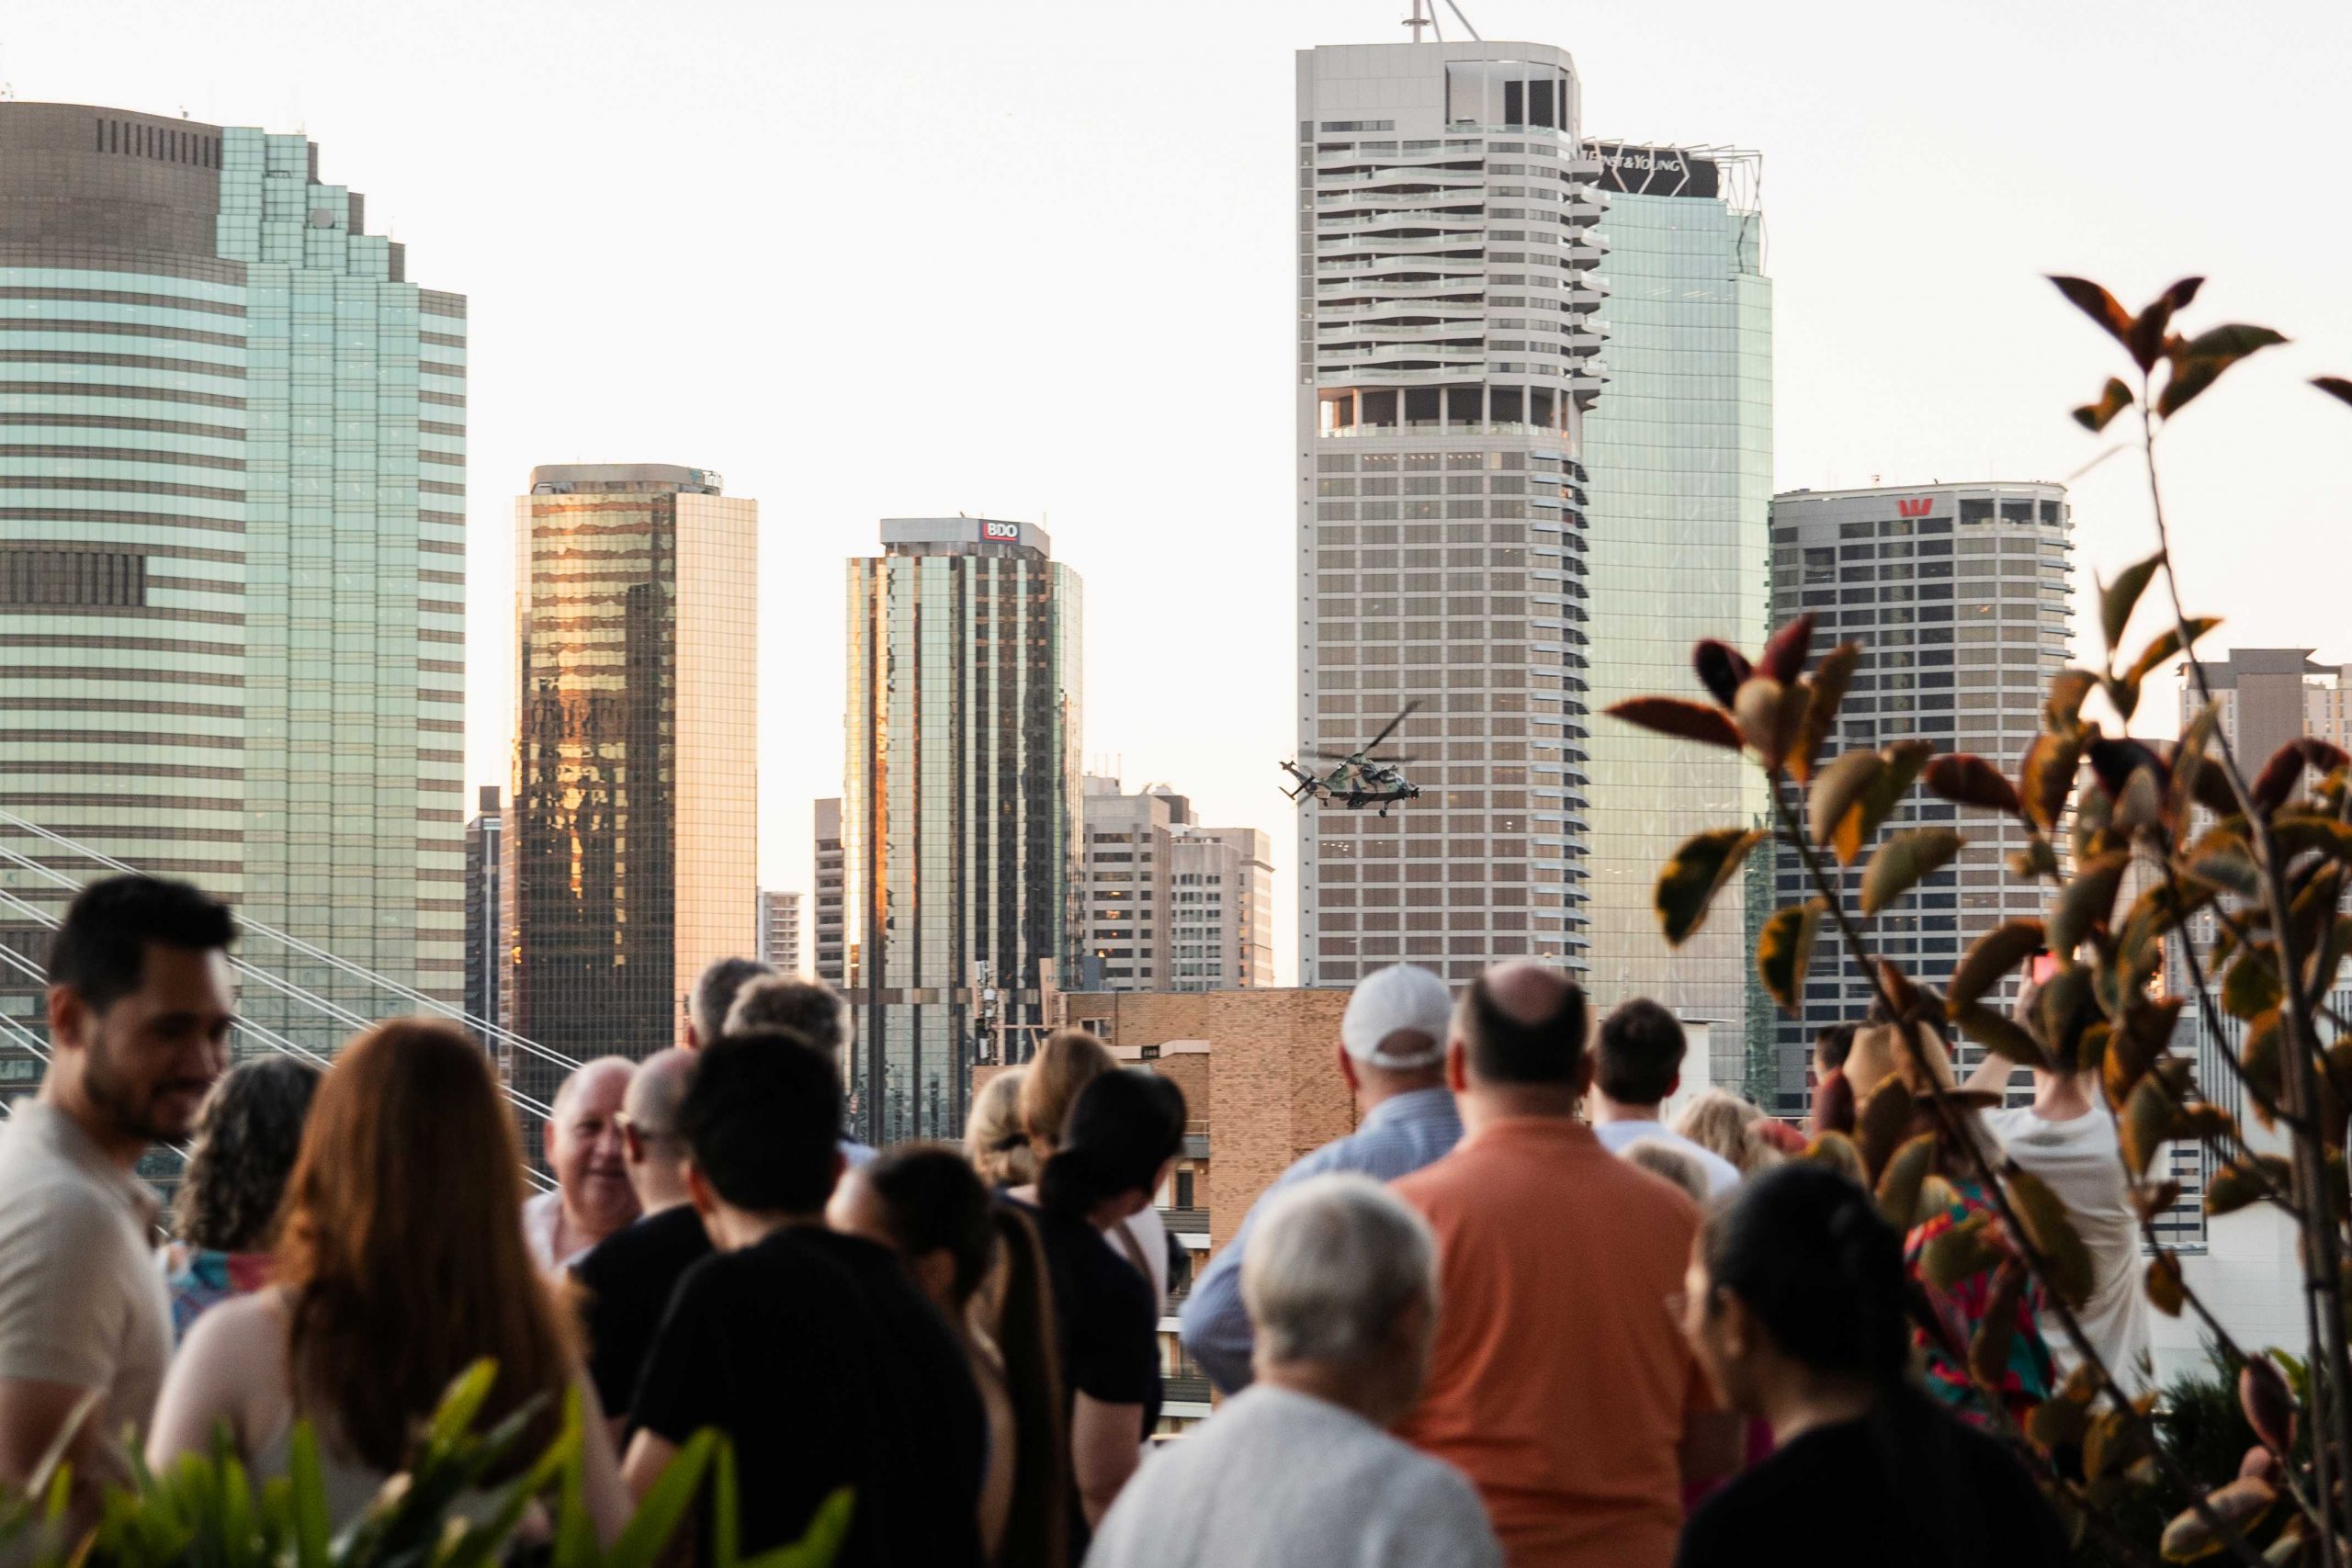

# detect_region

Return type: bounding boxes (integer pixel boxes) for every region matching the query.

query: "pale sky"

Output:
[13,0,2350,982]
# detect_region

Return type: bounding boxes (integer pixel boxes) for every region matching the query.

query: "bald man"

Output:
[1391,964,1740,1568]
[571,1051,710,1428]
[524,1055,639,1271]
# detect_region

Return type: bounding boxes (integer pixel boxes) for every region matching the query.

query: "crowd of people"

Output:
[0,873,2152,1566]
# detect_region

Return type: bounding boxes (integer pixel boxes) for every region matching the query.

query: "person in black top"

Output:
[571,1049,710,1429]
[624,1032,985,1568]
[1672,1163,2066,1568]
[1004,1068,1186,1547]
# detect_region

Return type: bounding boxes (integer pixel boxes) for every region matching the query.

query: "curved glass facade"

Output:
[0,103,464,1053]
[1577,148,1774,1095]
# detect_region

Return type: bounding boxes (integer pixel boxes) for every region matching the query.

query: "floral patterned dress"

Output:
[1905,1179,2055,1427]
[161,1245,274,1341]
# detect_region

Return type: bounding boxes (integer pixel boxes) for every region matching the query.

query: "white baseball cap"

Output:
[1340,964,1454,1069]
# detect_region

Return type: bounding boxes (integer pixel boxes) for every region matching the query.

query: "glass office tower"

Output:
[1578,144,1775,1096]
[842,518,1081,1145]
[505,464,757,1107]
[0,102,465,1055]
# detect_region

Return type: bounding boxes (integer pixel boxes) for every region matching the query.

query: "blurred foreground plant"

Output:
[4,1360,848,1568]
[1613,276,2352,1565]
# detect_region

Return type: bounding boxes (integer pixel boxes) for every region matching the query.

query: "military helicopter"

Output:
[1281,701,1423,815]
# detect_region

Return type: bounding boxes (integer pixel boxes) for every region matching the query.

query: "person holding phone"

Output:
[1960,958,2153,1392]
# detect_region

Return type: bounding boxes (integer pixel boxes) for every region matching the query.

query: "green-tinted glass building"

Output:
[1577,144,1774,1097]
[0,103,464,1055]
[842,519,1081,1146]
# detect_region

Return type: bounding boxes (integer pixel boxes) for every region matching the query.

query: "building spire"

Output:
[1405,0,1432,42]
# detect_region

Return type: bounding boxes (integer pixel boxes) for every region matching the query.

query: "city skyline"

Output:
[3,1,2347,987]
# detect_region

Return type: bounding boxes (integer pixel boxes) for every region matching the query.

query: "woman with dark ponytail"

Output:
[829,1145,1069,1568]
[1672,1164,2065,1568]
[1006,1068,1186,1550]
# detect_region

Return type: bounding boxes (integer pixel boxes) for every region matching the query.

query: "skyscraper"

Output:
[1295,44,1610,987]
[1768,481,2072,1109]
[1579,142,1774,1095]
[813,797,844,985]
[505,464,756,1099]
[465,785,504,1033]
[0,102,466,1050]
[842,518,1080,1145]
[757,888,803,975]
[1080,777,1277,992]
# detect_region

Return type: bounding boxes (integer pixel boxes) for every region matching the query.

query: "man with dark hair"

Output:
[683,955,774,1048]
[1393,963,1739,1568]
[0,875,235,1518]
[623,1032,982,1566]
[1588,998,1739,1198]
[723,974,876,1168]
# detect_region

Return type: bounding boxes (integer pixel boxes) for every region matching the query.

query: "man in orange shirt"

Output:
[1392,965,1741,1568]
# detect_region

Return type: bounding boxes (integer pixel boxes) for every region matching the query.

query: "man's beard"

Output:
[83,1029,208,1145]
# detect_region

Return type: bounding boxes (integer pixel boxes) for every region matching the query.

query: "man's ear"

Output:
[621,1122,646,1165]
[1337,1044,1361,1096]
[1667,1071,1681,1101]
[44,984,86,1054]
[544,1119,559,1160]
[685,1159,717,1218]
[1445,1039,1469,1094]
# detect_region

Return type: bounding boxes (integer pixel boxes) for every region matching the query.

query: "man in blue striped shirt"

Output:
[1179,964,1464,1394]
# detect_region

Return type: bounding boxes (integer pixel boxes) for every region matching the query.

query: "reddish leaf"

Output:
[1692,640,1750,707]
[2240,1355,2297,1455]
[2048,276,2136,357]
[2020,731,2085,832]
[2098,552,2165,653]
[2128,276,2205,370]
[1605,697,1743,750]
[2158,1477,2276,1561]
[1755,900,1826,1016]
[2073,378,2134,434]
[2315,375,2352,408]
[1967,1260,2026,1388]
[1733,677,1809,774]
[1758,613,1815,684]
[2146,1250,2186,1317]
[1947,919,2046,1011]
[2252,737,2352,811]
[1655,829,1767,947]
[1923,753,2023,816]
[2044,668,2098,733]
[1791,642,1860,784]
[1861,829,1964,916]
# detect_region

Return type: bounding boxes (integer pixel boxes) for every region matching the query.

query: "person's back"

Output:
[1393,965,1719,1568]
[1984,1098,2150,1389]
[635,1224,983,1566]
[1084,1386,1496,1568]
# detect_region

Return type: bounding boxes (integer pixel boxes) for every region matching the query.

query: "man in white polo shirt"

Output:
[0,875,235,1522]
[1587,998,1741,1198]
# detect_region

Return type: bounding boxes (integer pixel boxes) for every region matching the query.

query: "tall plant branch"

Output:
[2142,386,2352,1543]
[1766,772,2267,1568]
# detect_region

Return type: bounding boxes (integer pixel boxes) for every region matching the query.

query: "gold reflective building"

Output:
[504,464,757,1108]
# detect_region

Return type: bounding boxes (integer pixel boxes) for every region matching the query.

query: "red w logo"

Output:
[1895,498,1933,517]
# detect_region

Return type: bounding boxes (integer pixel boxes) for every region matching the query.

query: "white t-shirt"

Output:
[1086,1384,1500,1568]
[1591,1119,1742,1198]
[1984,1104,2154,1392]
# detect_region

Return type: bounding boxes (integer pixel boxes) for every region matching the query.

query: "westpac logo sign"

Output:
[981,521,1021,541]
[1895,498,1935,517]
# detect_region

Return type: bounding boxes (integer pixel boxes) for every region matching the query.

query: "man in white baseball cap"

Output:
[1179,964,1464,1394]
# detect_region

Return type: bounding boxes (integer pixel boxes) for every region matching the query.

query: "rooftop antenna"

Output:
[1405,0,1432,41]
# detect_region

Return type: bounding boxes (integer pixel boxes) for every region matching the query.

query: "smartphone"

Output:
[2029,952,2060,984]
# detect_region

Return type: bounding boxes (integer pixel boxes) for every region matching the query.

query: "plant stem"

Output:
[1768,772,2267,1567]
[2142,389,2352,1560]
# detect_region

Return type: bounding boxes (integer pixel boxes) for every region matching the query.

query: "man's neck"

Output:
[632,1169,695,1215]
[1461,1085,1583,1134]
[1587,1094,1663,1128]
[1356,1070,1446,1114]
[1256,1359,1408,1429]
[707,1204,825,1252]
[2032,1074,2096,1121]
[36,1074,144,1171]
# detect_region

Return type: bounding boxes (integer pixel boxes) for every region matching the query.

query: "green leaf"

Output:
[1860,828,1965,916]
[1948,919,2046,1010]
[2098,552,2165,653]
[1922,752,2023,816]
[2206,1157,2288,1217]
[2048,852,2132,958]
[2120,1076,2181,1179]
[2007,1168,2096,1308]
[1834,739,1936,866]
[2073,378,2134,434]
[610,1429,717,1568]
[741,1489,857,1568]
[1952,1002,2049,1069]
[286,1424,331,1568]
[1604,697,1742,750]
[2222,946,2284,1021]
[427,1359,500,1451]
[549,1388,597,1568]
[2125,615,2224,685]
[1791,642,1860,784]
[2187,831,2261,897]
[1920,1209,2004,1289]
[713,1435,741,1568]
[1655,829,1766,946]
[1806,750,1883,848]
[1756,899,1825,1015]
[1875,1133,1937,1231]
[2048,276,2136,355]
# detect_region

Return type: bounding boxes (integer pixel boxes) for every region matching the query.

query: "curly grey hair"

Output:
[173,1055,322,1253]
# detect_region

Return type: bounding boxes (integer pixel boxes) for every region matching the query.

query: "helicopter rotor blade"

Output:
[1310,750,1359,761]
[1361,699,1421,755]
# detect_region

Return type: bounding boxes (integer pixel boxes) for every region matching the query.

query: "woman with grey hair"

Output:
[1085,1173,1499,1568]
[164,1055,322,1338]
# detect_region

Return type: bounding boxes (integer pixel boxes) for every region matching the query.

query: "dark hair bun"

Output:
[1706,1163,1907,1382]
